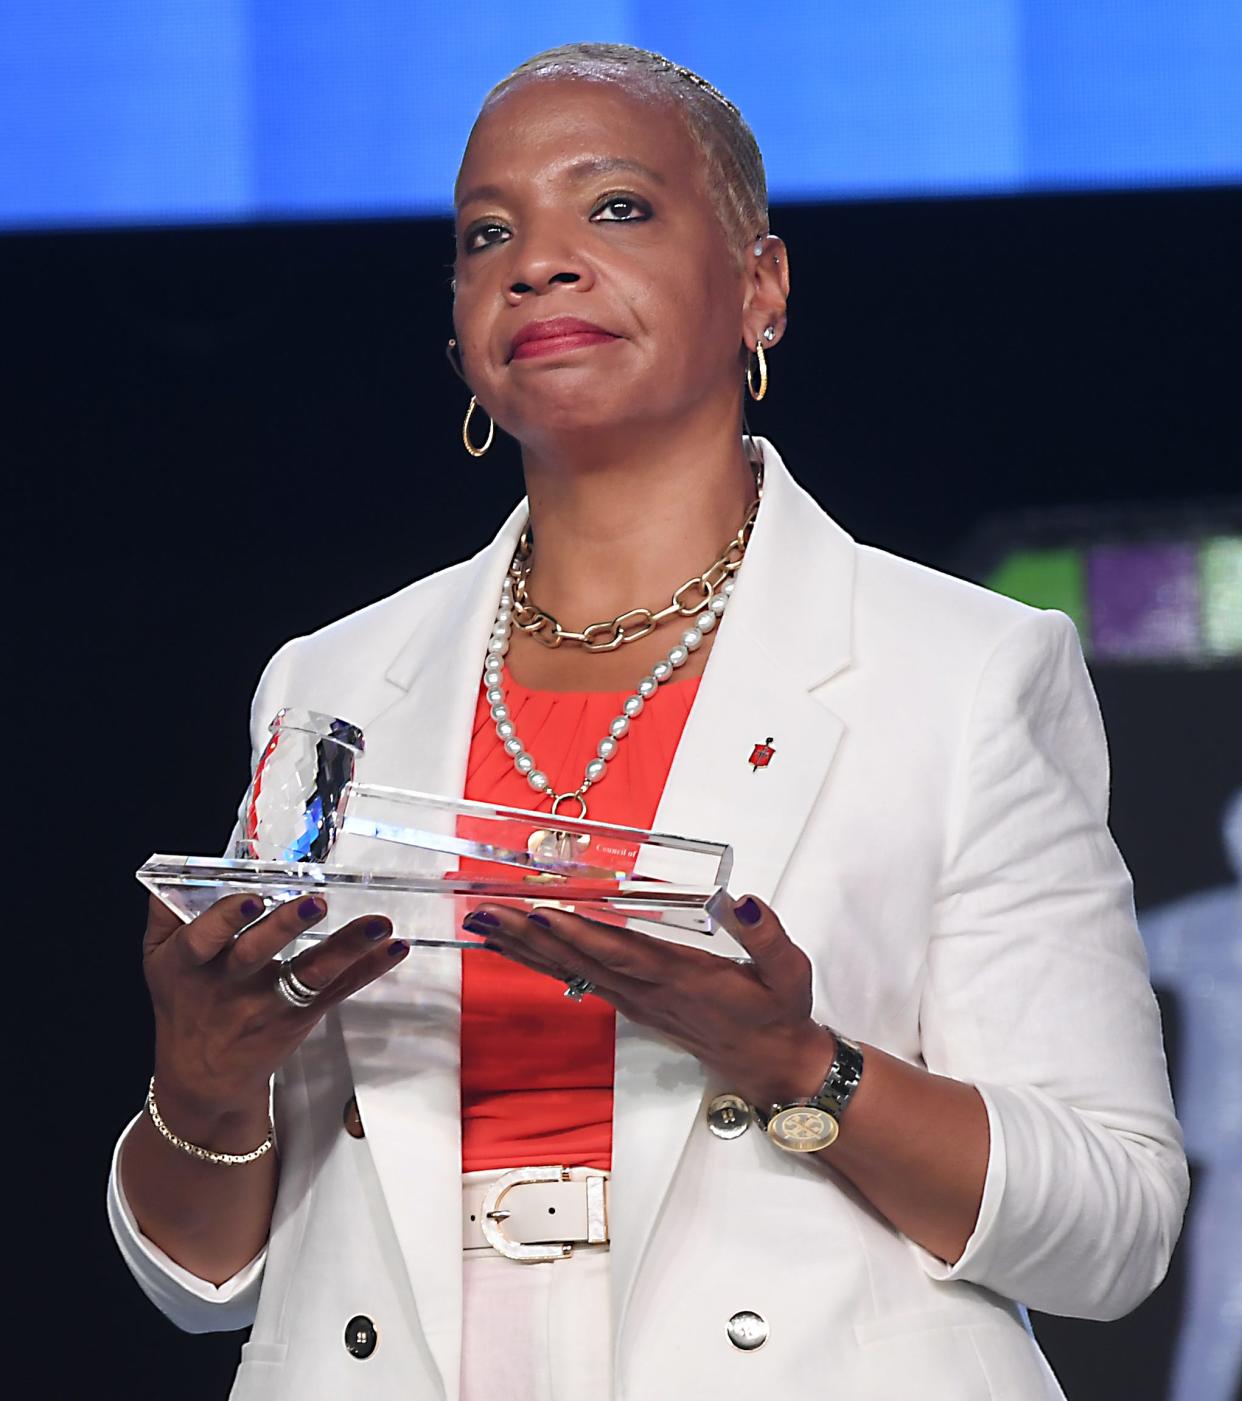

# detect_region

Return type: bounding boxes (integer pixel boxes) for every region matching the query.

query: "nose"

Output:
[509,268,580,296]
[505,217,592,299]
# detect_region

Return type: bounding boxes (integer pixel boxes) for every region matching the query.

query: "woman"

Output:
[110,43,1187,1401]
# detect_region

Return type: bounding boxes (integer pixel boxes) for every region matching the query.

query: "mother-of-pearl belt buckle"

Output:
[468,1165,610,1262]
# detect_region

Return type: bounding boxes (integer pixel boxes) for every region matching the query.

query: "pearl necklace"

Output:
[482,571,739,819]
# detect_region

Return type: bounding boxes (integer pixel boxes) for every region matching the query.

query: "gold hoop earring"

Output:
[747,343,768,402]
[463,395,494,457]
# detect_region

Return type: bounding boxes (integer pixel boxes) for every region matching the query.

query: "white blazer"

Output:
[110,441,1187,1401]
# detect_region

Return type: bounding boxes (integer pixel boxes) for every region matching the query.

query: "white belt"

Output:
[462,1165,611,1262]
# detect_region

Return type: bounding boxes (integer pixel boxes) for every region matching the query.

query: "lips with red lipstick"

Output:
[508,316,620,362]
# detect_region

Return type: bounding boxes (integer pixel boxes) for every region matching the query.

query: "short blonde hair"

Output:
[480,42,769,262]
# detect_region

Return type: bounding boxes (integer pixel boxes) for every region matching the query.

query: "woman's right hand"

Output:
[142,892,408,1126]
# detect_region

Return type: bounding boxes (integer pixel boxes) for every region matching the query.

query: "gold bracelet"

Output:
[146,1077,274,1166]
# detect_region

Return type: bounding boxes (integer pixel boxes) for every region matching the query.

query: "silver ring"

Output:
[275,960,319,1010]
[563,975,596,1002]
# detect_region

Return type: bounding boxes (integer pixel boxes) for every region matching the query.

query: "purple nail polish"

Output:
[527,911,553,928]
[466,910,500,928]
[298,897,325,921]
[364,918,389,941]
[388,939,409,957]
[240,897,263,919]
[736,896,762,926]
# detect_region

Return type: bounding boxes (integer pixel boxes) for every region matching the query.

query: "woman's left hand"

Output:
[463,896,835,1109]
[467,895,993,1266]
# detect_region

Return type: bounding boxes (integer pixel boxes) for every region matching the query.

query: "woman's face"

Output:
[452,77,766,448]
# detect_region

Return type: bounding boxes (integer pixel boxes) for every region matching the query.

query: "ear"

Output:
[445,336,469,386]
[742,233,790,351]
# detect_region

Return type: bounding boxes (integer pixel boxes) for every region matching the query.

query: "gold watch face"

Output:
[767,1105,840,1152]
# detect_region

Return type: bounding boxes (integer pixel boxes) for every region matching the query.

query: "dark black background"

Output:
[7,185,1239,1398]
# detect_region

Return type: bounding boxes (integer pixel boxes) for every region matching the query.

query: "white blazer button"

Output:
[726,1311,769,1350]
[344,1315,378,1359]
[706,1093,752,1139]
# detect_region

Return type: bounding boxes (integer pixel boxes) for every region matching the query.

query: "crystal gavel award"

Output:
[137,708,745,956]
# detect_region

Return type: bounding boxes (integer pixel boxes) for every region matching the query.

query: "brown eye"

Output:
[464,222,510,253]
[591,196,650,223]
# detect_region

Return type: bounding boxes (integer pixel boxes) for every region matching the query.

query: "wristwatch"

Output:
[760,1029,864,1153]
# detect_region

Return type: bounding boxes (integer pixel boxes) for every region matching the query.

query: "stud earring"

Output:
[445,337,467,383]
[753,241,764,257]
[762,326,776,342]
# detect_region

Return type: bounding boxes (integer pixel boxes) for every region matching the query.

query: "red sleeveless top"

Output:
[460,672,701,1172]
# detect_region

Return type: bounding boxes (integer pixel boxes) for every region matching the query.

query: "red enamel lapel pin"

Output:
[749,737,776,771]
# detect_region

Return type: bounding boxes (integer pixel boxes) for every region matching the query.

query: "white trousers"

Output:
[460,1169,613,1401]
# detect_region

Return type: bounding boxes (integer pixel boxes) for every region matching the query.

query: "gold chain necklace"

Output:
[508,468,762,653]
[481,469,763,817]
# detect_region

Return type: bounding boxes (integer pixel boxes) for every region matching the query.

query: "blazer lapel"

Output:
[610,440,855,1347]
[330,500,526,1401]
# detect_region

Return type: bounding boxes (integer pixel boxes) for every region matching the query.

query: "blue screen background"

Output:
[2,1,1239,230]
